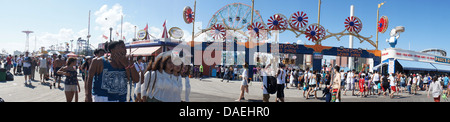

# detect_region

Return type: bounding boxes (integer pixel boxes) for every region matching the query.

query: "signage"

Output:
[336,48,362,57]
[138,29,147,40]
[382,48,438,64]
[435,56,450,64]
[313,52,323,59]
[388,59,395,74]
[169,27,184,39]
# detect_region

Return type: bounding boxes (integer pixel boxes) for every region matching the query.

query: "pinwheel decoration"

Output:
[210,24,226,40]
[289,11,309,30]
[344,16,362,34]
[378,16,388,33]
[305,24,326,42]
[267,14,287,31]
[247,22,266,38]
[183,6,195,24]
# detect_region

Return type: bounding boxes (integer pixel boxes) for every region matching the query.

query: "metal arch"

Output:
[421,48,447,56]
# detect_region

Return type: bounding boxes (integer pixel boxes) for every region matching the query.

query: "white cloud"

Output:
[93,4,138,44]
[37,28,88,51]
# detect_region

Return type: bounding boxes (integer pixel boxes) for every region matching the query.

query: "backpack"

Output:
[264,76,277,94]
[6,71,13,81]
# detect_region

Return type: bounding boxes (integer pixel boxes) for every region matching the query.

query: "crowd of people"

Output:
[252,64,450,102]
[3,43,449,102]
[1,41,192,102]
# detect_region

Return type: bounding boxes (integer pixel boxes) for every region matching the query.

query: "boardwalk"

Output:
[0,72,442,102]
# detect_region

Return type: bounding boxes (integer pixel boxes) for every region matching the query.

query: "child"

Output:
[57,57,80,102]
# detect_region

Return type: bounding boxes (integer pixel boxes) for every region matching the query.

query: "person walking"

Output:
[412,74,418,95]
[199,64,203,80]
[22,52,32,85]
[372,71,381,95]
[181,63,191,102]
[330,66,342,102]
[358,73,366,97]
[389,73,397,98]
[12,55,17,75]
[38,54,48,83]
[428,76,443,102]
[133,56,145,102]
[57,57,80,102]
[344,70,355,96]
[302,69,310,98]
[85,41,139,102]
[306,71,318,99]
[381,74,390,96]
[53,55,65,89]
[406,74,412,94]
[236,63,249,102]
[260,65,271,102]
[222,66,229,82]
[276,64,286,102]
[30,56,38,81]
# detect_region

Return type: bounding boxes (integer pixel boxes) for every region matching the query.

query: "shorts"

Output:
[391,86,397,92]
[64,85,78,92]
[359,83,365,92]
[23,67,31,75]
[400,82,406,87]
[331,88,340,102]
[411,84,417,91]
[303,84,309,90]
[309,84,316,88]
[54,67,61,77]
[93,95,120,102]
[39,68,48,74]
[263,94,270,102]
[382,85,389,92]
[346,82,354,90]
[276,84,285,98]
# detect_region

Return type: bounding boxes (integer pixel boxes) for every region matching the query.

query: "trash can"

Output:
[0,68,6,82]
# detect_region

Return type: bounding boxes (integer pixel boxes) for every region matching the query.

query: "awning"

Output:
[397,59,436,71]
[373,62,387,71]
[430,63,450,73]
[127,46,161,56]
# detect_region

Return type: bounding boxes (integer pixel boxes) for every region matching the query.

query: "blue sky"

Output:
[1,0,450,55]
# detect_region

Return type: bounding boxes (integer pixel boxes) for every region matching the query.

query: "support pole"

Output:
[348,5,354,70]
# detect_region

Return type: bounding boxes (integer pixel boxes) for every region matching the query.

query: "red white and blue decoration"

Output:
[344,16,362,34]
[305,23,326,42]
[210,24,226,40]
[183,6,195,24]
[289,11,308,30]
[267,14,287,31]
[378,16,389,33]
[247,22,265,38]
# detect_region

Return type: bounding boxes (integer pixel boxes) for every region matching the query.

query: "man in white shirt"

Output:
[388,73,396,98]
[340,70,346,88]
[38,55,48,83]
[372,71,380,94]
[344,70,355,96]
[276,64,286,102]
[22,52,32,85]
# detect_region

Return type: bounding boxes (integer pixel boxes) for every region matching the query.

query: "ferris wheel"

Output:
[208,3,265,33]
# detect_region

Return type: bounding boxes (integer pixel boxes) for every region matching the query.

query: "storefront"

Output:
[379,48,450,75]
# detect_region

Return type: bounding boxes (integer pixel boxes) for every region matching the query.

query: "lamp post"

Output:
[376,2,385,50]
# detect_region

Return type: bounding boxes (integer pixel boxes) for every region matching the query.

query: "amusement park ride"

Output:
[183,1,390,50]
[179,0,395,75]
